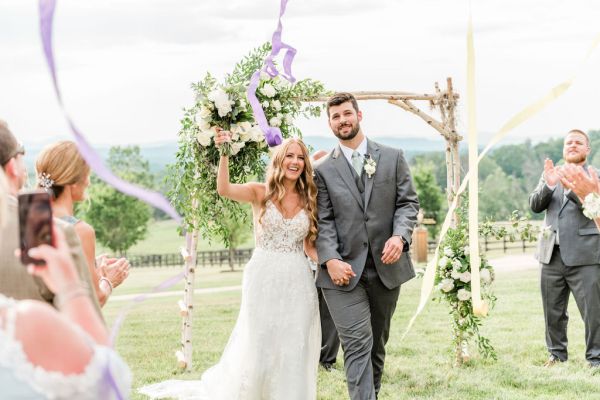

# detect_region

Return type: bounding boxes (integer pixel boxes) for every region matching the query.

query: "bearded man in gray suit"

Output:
[530,129,600,368]
[314,93,419,399]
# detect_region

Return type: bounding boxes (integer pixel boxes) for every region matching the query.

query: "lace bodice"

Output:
[254,201,309,253]
[0,294,131,399]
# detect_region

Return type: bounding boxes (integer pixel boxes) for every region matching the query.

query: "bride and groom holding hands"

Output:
[141,92,419,400]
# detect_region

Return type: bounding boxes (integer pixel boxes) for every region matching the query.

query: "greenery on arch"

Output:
[166,43,328,245]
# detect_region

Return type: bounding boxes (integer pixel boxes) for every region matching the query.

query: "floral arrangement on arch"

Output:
[167,43,327,244]
[434,198,538,364]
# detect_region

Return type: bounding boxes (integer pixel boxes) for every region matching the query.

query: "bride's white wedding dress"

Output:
[139,201,320,399]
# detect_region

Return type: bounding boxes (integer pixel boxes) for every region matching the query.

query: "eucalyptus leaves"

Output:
[167,43,327,244]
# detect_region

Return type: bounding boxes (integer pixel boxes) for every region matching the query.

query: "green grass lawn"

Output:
[103,262,600,400]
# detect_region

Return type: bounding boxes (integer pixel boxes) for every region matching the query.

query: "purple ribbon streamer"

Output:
[109,270,186,346]
[38,1,188,397]
[103,269,185,398]
[38,0,181,222]
[246,0,297,147]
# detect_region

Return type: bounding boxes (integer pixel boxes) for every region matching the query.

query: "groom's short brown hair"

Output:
[326,92,359,117]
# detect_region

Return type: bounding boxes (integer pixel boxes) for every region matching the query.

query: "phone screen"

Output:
[18,190,54,265]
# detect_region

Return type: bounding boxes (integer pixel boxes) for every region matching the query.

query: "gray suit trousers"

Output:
[323,255,400,400]
[319,287,340,364]
[541,246,600,362]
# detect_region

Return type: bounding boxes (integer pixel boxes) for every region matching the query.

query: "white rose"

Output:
[208,88,234,117]
[452,259,462,270]
[230,141,245,155]
[480,268,492,284]
[438,256,449,267]
[196,130,212,147]
[364,162,376,177]
[238,127,252,142]
[464,246,470,256]
[451,269,461,280]
[440,278,454,293]
[262,100,270,108]
[269,116,282,127]
[271,100,282,111]
[457,288,471,301]
[197,118,211,131]
[250,126,265,142]
[284,114,294,124]
[231,132,240,141]
[443,246,454,257]
[459,271,471,283]
[260,83,277,98]
[198,106,212,119]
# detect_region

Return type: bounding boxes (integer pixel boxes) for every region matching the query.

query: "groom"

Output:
[314,92,419,399]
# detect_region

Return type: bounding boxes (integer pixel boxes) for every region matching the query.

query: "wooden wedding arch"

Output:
[176,78,464,371]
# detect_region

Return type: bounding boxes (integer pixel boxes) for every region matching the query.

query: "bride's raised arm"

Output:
[215,129,264,204]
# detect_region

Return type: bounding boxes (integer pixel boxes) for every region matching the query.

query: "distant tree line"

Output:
[410,129,600,236]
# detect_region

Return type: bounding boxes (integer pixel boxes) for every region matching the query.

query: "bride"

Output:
[139,131,321,399]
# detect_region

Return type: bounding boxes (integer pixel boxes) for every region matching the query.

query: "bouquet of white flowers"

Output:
[168,43,327,244]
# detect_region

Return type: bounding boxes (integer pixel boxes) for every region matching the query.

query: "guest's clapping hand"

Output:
[381,236,404,264]
[326,259,356,286]
[98,256,130,288]
[559,164,600,200]
[543,158,561,186]
[214,128,232,147]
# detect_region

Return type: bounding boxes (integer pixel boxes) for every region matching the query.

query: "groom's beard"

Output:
[333,122,360,141]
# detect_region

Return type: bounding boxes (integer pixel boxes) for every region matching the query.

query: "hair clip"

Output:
[38,172,55,189]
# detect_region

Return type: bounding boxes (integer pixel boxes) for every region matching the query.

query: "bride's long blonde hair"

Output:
[259,138,318,242]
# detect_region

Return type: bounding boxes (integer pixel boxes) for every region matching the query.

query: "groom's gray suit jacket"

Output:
[314,139,419,290]
[530,167,600,266]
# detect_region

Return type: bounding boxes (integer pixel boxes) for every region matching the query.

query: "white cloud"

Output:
[1,0,599,148]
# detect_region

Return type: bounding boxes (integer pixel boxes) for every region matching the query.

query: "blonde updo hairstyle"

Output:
[259,138,318,242]
[35,141,90,199]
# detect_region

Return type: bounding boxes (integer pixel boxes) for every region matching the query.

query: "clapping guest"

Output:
[529,129,600,368]
[35,141,130,306]
[0,122,100,316]
[0,168,131,399]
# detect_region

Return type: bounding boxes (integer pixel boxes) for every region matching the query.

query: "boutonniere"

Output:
[364,154,377,178]
[583,192,600,220]
[541,225,552,239]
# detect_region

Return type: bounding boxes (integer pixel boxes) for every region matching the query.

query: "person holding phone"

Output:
[0,169,132,399]
[0,121,100,316]
[35,141,130,307]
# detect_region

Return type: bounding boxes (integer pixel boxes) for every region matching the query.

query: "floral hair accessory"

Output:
[38,172,55,190]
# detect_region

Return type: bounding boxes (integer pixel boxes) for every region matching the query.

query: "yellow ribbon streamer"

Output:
[466,11,486,317]
[401,19,600,339]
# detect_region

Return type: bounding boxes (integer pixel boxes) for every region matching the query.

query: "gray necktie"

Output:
[351,151,363,176]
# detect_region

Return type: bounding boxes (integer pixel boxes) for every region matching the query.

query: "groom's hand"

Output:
[326,259,355,286]
[381,236,404,264]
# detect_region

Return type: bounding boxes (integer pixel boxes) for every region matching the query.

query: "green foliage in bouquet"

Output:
[167,43,327,245]
[434,196,539,363]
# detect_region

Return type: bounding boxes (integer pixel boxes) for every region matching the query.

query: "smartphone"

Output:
[18,190,54,265]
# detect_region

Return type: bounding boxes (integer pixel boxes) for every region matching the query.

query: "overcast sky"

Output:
[1,0,599,147]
